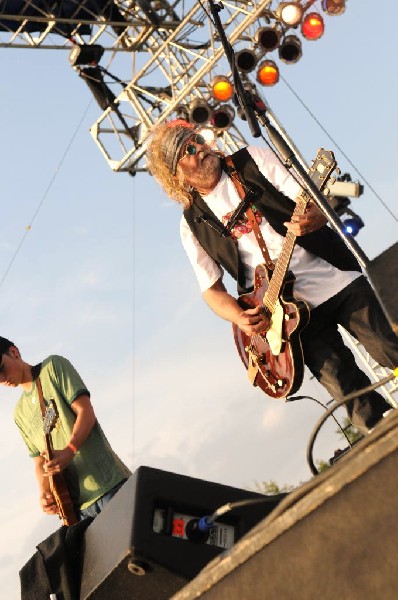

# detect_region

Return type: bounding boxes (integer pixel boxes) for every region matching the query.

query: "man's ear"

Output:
[8,346,20,359]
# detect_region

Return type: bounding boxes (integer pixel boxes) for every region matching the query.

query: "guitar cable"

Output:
[306,368,398,476]
[185,495,285,543]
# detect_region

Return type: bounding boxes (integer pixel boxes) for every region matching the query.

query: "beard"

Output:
[196,152,220,182]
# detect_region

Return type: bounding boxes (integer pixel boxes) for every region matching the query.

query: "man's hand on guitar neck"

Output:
[284,201,328,236]
[42,447,75,476]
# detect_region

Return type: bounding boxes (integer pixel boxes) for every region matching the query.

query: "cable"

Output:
[185,495,283,542]
[0,98,93,289]
[306,369,398,476]
[280,75,398,223]
[288,394,352,447]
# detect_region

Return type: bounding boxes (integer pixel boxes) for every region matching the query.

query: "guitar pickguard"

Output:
[266,298,284,356]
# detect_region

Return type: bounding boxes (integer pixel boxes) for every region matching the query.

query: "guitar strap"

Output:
[224,155,274,271]
[36,377,47,419]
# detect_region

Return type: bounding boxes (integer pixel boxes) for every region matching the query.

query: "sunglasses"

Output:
[178,134,206,161]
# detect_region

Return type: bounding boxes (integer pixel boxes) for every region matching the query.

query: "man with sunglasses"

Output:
[146,120,398,434]
[0,336,130,521]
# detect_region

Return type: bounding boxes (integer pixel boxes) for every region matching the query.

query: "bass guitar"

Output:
[233,148,337,399]
[42,402,78,526]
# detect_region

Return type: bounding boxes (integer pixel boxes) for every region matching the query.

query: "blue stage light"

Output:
[342,216,364,237]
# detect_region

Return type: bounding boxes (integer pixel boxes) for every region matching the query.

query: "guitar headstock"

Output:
[43,401,58,435]
[309,148,339,194]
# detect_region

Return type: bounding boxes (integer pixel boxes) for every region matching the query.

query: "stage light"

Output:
[189,99,212,125]
[301,12,324,40]
[235,49,258,73]
[197,127,218,146]
[342,216,364,237]
[278,35,302,64]
[211,76,234,102]
[175,104,190,120]
[255,27,281,52]
[322,0,346,16]
[276,2,304,26]
[212,105,235,131]
[257,60,279,86]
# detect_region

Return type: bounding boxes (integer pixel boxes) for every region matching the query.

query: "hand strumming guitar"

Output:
[236,305,270,336]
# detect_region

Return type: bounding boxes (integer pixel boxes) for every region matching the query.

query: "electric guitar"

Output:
[233,148,337,399]
[43,402,78,526]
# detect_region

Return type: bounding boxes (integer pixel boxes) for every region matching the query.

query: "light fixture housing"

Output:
[255,27,281,52]
[257,60,279,86]
[276,2,304,26]
[197,127,218,146]
[322,0,346,16]
[212,105,235,131]
[211,76,234,102]
[235,48,258,73]
[189,99,212,125]
[278,35,302,64]
[301,12,324,40]
[69,44,104,67]
[342,216,364,237]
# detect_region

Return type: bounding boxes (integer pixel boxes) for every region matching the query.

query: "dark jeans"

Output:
[300,276,398,433]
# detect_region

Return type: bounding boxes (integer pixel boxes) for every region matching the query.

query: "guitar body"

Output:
[50,472,78,526]
[232,263,310,399]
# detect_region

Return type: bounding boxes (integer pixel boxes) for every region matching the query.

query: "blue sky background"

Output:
[0,2,397,596]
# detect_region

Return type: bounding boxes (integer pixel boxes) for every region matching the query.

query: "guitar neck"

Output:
[265,192,310,311]
[43,433,53,461]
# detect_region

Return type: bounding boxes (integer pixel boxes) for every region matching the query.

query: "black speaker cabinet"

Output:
[367,242,398,333]
[80,467,285,599]
[173,410,398,600]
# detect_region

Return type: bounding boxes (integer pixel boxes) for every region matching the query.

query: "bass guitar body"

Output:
[51,472,78,526]
[232,263,310,399]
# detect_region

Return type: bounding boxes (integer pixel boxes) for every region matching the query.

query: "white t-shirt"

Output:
[180,146,360,309]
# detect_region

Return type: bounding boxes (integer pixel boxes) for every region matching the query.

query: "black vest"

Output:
[183,148,361,294]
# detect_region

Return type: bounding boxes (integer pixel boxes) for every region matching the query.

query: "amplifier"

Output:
[80,466,286,599]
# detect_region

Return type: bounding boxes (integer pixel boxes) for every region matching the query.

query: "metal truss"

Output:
[89,0,276,174]
[340,329,398,408]
[0,0,181,50]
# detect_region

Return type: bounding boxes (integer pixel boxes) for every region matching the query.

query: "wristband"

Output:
[67,442,78,455]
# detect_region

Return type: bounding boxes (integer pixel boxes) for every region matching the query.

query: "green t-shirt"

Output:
[14,355,131,510]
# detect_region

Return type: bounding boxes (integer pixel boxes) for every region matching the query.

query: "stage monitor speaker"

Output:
[80,466,286,599]
[367,242,398,333]
[173,410,398,600]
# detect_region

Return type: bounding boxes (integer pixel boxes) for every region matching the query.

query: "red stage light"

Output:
[301,12,324,40]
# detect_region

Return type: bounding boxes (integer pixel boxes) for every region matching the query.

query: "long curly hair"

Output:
[146,122,194,208]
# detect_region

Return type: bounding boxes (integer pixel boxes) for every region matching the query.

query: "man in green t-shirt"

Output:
[0,336,131,522]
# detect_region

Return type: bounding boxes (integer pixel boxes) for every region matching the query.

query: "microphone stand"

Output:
[206,0,369,271]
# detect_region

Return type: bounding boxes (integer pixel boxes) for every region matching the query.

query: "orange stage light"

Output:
[257,60,279,86]
[211,76,234,102]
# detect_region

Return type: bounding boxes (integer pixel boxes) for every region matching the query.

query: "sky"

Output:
[0,2,397,597]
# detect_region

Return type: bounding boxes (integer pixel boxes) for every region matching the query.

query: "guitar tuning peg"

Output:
[323,188,330,196]
[335,167,341,175]
[328,177,336,185]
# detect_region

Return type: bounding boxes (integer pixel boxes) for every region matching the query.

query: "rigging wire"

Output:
[280,74,398,223]
[0,98,93,290]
